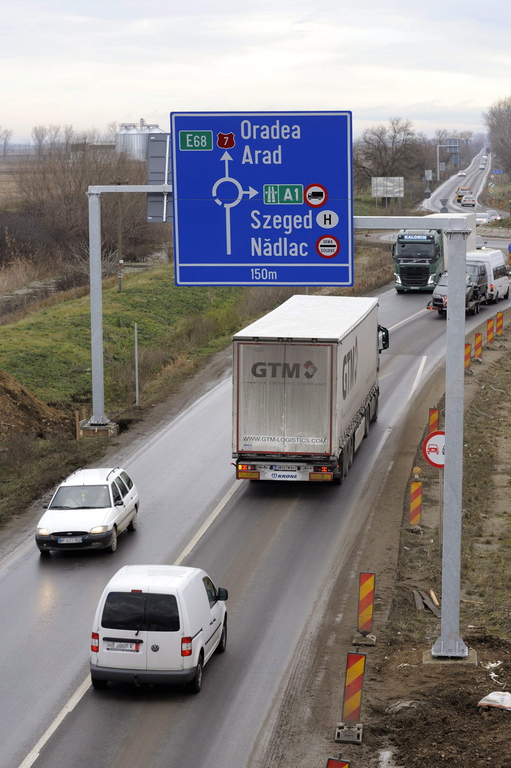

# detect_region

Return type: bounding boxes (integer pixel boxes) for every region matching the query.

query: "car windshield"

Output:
[50,484,111,509]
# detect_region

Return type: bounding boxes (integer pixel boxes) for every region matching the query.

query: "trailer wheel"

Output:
[341,449,349,479]
[364,407,370,438]
[370,394,379,423]
[347,436,354,469]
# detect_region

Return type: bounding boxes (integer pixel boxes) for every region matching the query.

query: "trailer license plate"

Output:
[106,641,139,652]
[272,465,297,470]
[58,536,82,544]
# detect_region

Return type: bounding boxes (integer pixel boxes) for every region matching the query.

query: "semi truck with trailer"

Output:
[392,229,448,292]
[232,295,389,484]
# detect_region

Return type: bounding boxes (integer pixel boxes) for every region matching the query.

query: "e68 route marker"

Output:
[170,111,353,286]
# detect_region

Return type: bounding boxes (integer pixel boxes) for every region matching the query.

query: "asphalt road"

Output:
[2,283,509,768]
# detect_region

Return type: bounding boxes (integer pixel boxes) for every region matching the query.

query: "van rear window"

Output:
[102,592,180,632]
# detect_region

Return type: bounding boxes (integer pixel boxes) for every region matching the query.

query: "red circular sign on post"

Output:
[422,430,445,468]
[316,235,340,259]
[304,183,328,207]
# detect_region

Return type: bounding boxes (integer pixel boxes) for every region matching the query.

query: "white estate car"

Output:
[35,467,139,555]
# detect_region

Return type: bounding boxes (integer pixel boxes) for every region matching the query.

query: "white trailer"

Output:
[232,295,389,483]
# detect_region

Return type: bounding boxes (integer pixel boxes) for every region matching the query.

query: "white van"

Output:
[466,248,509,303]
[90,565,228,692]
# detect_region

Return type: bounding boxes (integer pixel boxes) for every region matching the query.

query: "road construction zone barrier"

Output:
[487,318,495,344]
[335,652,366,744]
[357,572,375,636]
[428,408,439,434]
[410,481,422,526]
[496,311,503,336]
[474,332,482,360]
[464,343,471,370]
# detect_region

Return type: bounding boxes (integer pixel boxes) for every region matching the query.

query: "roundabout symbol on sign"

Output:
[316,235,340,259]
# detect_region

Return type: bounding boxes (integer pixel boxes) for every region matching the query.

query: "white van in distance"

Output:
[90,565,228,692]
[466,248,509,304]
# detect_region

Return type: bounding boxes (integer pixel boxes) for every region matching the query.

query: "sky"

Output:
[2,0,511,144]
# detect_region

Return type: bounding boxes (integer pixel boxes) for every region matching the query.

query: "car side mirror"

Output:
[115,499,124,506]
[42,503,48,509]
[217,587,228,601]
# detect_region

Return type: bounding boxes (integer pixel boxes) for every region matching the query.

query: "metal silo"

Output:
[116,119,164,161]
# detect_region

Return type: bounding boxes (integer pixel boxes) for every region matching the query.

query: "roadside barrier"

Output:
[464,343,471,370]
[357,573,375,637]
[428,408,439,434]
[410,481,422,526]
[335,652,366,744]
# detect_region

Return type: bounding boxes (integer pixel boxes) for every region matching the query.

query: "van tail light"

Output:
[181,637,192,656]
[91,632,99,653]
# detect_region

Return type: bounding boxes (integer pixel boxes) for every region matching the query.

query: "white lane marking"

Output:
[388,307,429,332]
[17,677,90,768]
[409,355,428,399]
[16,479,244,768]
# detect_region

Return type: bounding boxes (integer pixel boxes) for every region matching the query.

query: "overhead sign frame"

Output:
[170,111,353,286]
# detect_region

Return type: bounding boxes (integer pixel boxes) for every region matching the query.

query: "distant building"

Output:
[116,118,165,161]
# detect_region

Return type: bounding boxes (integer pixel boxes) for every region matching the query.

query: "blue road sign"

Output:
[170,111,353,286]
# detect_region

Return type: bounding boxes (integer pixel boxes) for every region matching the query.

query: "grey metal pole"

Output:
[87,191,108,425]
[432,223,469,658]
[134,323,139,406]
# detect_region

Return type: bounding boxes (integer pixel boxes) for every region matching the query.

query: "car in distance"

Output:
[489,212,502,222]
[457,170,466,177]
[456,185,472,202]
[476,212,490,226]
[35,467,139,556]
[476,234,487,249]
[461,195,476,207]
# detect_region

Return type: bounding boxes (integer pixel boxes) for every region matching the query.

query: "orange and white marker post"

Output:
[496,311,503,336]
[335,652,366,744]
[410,481,422,526]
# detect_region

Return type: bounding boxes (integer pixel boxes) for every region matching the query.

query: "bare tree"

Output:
[353,117,433,189]
[0,128,13,158]
[11,131,164,259]
[62,125,75,152]
[31,125,49,157]
[47,124,62,154]
[483,97,511,176]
